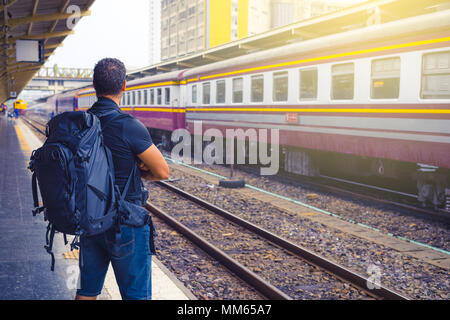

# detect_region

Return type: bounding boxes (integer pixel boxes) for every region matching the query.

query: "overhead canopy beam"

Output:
[7,10,91,30]
[156,65,172,71]
[45,0,71,45]
[202,54,223,62]
[238,43,258,51]
[9,66,42,75]
[10,30,74,42]
[141,70,157,75]
[291,28,319,39]
[0,0,18,11]
[28,0,40,35]
[0,42,61,57]
[177,61,195,68]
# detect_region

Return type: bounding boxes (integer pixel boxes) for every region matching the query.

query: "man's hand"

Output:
[137,145,169,181]
[138,161,162,181]
[138,161,149,172]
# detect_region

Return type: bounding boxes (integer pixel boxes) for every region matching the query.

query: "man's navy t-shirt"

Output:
[89,97,153,201]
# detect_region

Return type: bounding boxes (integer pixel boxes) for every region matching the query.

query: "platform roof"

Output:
[0,0,95,104]
[128,0,450,80]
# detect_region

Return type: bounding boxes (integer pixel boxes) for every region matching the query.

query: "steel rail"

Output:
[155,180,410,300]
[22,117,46,135]
[145,201,292,300]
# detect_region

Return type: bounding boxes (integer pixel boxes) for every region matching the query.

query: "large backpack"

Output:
[29,110,122,271]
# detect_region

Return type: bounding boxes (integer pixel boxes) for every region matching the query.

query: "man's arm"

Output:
[137,144,169,181]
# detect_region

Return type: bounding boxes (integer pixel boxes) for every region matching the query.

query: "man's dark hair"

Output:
[93,58,126,96]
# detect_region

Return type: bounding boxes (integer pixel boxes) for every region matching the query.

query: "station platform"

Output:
[0,115,194,300]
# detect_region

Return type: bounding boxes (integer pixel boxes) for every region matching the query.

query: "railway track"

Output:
[147,180,410,300]
[22,117,46,135]
[188,159,450,223]
[245,165,450,222]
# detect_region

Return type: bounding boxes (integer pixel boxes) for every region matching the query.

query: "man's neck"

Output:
[98,95,121,106]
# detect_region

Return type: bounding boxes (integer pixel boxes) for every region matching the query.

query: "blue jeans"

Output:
[76,224,151,300]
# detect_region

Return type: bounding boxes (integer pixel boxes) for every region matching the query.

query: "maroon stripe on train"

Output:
[187,104,450,120]
[188,103,450,109]
[128,110,186,132]
[188,112,450,120]
[186,119,450,137]
[187,122,450,169]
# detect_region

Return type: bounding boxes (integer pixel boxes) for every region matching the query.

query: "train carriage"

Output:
[77,70,186,146]
[180,9,450,207]
[13,99,27,116]
[25,8,450,209]
[120,70,185,134]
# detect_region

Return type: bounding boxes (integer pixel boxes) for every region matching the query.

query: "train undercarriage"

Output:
[282,147,450,211]
[151,128,450,212]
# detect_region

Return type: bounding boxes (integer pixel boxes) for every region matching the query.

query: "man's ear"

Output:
[122,81,127,92]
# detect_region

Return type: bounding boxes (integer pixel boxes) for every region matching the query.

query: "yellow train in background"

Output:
[14,99,27,110]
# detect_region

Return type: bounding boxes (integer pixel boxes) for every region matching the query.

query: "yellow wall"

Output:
[209,0,232,48]
[238,0,249,40]
[208,0,249,48]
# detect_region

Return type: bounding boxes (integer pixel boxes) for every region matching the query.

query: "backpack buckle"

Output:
[32,206,45,217]
[70,235,80,251]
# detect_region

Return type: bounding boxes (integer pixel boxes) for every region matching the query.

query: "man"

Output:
[76,58,169,300]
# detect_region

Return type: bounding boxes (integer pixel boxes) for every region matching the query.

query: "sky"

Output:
[45,0,368,71]
[45,0,150,71]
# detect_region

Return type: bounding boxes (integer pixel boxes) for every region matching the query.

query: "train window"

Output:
[216,80,226,103]
[202,82,210,104]
[137,91,142,105]
[127,92,130,105]
[251,74,264,103]
[371,57,400,99]
[421,51,450,99]
[157,88,162,105]
[299,68,318,100]
[144,90,148,105]
[132,91,136,105]
[150,89,155,104]
[232,77,243,103]
[165,88,171,105]
[273,71,288,102]
[192,85,198,103]
[331,63,354,100]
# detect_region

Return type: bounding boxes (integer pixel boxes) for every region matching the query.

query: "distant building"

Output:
[271,0,347,28]
[149,0,162,65]
[160,0,347,61]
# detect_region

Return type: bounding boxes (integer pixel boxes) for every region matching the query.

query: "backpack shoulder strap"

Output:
[31,172,45,216]
[121,164,137,199]
[88,109,131,130]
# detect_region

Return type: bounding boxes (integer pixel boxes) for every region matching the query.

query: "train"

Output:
[26,9,450,210]
[13,99,27,116]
